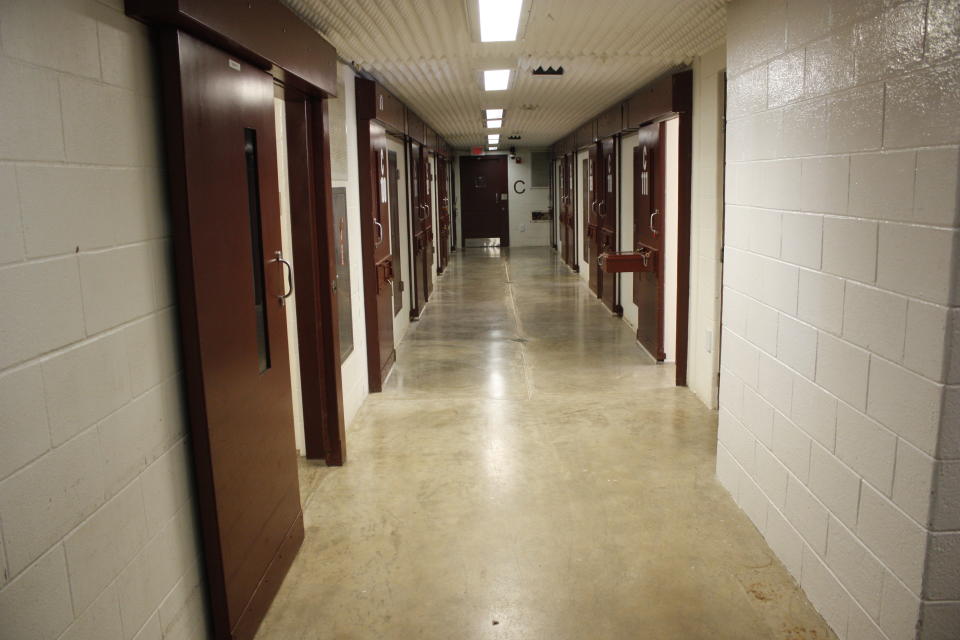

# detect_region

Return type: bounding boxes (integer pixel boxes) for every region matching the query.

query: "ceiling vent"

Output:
[532,65,563,78]
[532,65,564,76]
[508,134,522,140]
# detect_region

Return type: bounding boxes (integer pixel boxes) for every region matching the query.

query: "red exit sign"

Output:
[470,146,485,156]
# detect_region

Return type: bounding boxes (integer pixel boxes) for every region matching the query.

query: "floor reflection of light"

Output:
[482,400,516,490]
[487,371,505,396]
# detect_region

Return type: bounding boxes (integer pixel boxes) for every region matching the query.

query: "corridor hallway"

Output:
[256,248,833,640]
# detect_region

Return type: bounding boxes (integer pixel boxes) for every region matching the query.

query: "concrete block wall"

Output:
[719,1,960,639]
[0,1,206,638]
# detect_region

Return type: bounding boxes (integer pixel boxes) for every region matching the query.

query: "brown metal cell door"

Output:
[422,156,434,300]
[633,122,666,361]
[159,31,302,640]
[460,155,508,244]
[567,155,576,268]
[581,158,589,263]
[437,158,450,273]
[598,137,617,312]
[560,156,571,266]
[585,146,599,294]
[369,125,395,383]
[388,150,403,314]
[409,141,426,317]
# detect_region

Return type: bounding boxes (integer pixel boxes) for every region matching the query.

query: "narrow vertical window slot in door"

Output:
[245,127,272,373]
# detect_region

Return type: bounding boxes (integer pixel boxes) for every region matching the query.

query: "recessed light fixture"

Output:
[487,119,502,129]
[485,108,504,119]
[488,134,500,143]
[479,0,523,42]
[484,69,511,91]
[488,146,497,151]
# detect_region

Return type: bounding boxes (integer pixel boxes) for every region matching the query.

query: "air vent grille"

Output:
[532,65,564,76]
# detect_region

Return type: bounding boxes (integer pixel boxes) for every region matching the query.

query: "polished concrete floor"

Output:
[257,247,834,640]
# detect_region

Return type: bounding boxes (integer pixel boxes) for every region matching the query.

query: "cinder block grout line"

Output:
[721,361,951,531]
[0,302,178,379]
[722,261,958,363]
[725,143,960,164]
[722,401,934,612]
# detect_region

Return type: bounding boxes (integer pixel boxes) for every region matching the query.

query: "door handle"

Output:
[374,219,384,246]
[650,210,659,235]
[272,251,294,306]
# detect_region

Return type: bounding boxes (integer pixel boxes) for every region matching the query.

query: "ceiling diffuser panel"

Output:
[282,0,727,147]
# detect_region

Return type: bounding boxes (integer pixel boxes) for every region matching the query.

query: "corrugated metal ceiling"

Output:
[282,0,727,148]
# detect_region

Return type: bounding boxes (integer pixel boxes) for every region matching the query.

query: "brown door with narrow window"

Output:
[460,155,509,245]
[422,155,434,300]
[567,155,574,269]
[634,122,666,361]
[558,160,566,264]
[159,31,302,640]
[437,158,450,273]
[581,158,589,264]
[585,146,599,294]
[388,149,403,314]
[598,136,618,312]
[559,156,570,267]
[368,124,396,381]
[409,140,427,317]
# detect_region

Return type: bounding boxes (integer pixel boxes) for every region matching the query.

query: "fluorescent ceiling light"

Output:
[488,146,497,151]
[488,134,500,142]
[486,108,504,119]
[479,0,523,42]
[487,119,502,129]
[484,69,510,91]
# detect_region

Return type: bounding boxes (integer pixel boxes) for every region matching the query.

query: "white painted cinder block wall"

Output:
[0,1,206,638]
[718,1,960,639]
[505,150,552,247]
